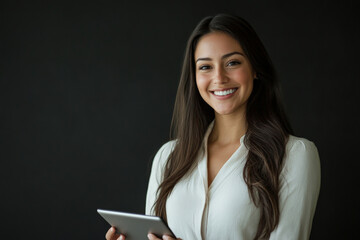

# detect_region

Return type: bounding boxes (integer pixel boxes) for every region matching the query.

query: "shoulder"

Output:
[282,135,321,181]
[151,140,177,174]
[154,140,177,163]
[286,135,318,153]
[285,135,320,162]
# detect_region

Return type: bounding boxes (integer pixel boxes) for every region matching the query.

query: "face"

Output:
[194,31,256,117]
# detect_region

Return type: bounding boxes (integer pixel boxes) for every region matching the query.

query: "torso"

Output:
[146,129,320,240]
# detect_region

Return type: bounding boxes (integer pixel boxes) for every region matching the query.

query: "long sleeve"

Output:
[145,141,176,215]
[270,137,321,240]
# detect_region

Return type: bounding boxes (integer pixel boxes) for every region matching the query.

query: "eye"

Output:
[198,65,212,70]
[227,60,241,66]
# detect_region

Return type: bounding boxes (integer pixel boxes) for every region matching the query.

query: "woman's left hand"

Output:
[147,233,181,240]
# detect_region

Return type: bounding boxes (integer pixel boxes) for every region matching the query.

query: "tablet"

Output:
[97,209,176,239]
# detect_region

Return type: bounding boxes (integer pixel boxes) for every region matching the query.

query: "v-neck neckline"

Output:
[207,143,243,189]
[197,121,247,192]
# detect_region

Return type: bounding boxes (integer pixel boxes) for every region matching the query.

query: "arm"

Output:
[145,141,182,240]
[270,138,321,240]
[146,141,176,215]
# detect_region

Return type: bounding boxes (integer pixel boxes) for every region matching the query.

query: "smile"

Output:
[212,88,237,96]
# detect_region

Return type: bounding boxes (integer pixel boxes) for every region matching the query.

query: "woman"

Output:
[106,13,320,240]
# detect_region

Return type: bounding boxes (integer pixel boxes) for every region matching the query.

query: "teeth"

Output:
[214,88,236,96]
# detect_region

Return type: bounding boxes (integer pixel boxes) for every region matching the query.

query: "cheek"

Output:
[196,74,209,92]
[231,68,254,84]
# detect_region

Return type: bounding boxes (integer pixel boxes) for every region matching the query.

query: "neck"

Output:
[209,110,247,145]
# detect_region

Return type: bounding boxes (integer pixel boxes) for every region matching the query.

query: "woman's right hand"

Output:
[105,227,126,240]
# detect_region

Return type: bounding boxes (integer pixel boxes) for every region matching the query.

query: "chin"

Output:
[213,105,246,116]
[214,109,235,116]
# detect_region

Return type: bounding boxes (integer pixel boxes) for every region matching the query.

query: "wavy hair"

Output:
[154,14,293,240]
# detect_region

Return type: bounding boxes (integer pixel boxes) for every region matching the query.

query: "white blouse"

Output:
[146,122,321,240]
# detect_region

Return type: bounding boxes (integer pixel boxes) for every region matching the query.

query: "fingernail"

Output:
[147,233,151,239]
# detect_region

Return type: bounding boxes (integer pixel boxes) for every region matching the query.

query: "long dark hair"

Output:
[154,14,293,240]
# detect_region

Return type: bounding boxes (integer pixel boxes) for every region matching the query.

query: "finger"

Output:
[105,227,114,239]
[105,227,120,240]
[147,233,162,240]
[117,234,126,240]
[162,235,176,240]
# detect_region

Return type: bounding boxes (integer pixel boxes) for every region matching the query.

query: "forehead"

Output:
[194,31,244,58]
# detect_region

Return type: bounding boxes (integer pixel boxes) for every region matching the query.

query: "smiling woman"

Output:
[106,13,321,240]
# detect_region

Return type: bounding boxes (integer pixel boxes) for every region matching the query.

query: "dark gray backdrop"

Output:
[1,0,359,239]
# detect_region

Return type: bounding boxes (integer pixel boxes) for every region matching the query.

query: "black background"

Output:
[1,1,359,239]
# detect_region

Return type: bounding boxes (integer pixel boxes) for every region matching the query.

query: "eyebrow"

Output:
[195,51,245,63]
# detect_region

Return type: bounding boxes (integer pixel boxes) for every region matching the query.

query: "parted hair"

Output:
[153,14,293,240]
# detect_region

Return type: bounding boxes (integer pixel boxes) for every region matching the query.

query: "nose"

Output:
[213,67,228,84]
